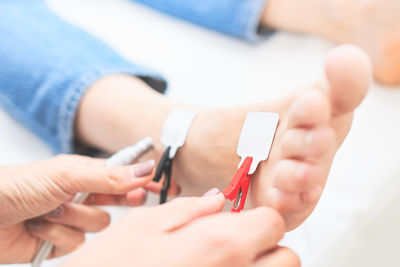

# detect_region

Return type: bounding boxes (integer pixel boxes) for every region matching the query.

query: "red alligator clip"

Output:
[223,157,253,213]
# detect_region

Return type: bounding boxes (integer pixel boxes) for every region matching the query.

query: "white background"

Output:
[3,0,400,266]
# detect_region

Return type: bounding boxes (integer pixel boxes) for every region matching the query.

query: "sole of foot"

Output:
[176,45,371,231]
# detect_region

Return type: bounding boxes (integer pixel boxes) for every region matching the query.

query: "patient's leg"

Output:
[76,45,371,230]
[262,0,400,85]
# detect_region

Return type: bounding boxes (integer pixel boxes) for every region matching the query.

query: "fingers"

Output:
[144,179,180,196]
[130,190,225,232]
[159,190,225,232]
[221,207,285,255]
[253,247,301,267]
[52,155,155,196]
[178,207,285,264]
[144,181,163,193]
[45,203,110,232]
[234,208,285,254]
[82,159,155,194]
[26,221,85,258]
[87,188,147,206]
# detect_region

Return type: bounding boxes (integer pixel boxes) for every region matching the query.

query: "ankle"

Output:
[173,108,242,194]
[261,0,328,35]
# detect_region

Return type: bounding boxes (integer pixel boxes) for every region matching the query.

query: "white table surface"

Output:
[3,0,400,266]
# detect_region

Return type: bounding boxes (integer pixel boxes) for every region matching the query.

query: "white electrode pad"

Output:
[161,109,197,158]
[237,112,279,174]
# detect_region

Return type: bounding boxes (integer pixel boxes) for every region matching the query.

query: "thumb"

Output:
[58,156,155,195]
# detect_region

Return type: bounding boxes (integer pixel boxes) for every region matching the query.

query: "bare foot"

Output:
[324,1,400,85]
[263,0,400,85]
[175,45,371,230]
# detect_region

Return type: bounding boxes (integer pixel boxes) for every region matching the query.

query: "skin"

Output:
[1,3,387,263]
[63,193,300,267]
[0,155,156,263]
[0,157,298,267]
[76,45,371,231]
[261,0,400,85]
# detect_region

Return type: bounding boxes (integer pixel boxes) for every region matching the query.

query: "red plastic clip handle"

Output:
[231,173,251,212]
[223,157,253,213]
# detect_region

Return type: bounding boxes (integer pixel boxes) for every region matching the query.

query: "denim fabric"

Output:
[133,0,271,41]
[0,1,166,154]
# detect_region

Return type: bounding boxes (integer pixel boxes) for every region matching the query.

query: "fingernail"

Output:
[133,159,155,177]
[202,188,220,197]
[45,205,64,218]
[26,220,41,230]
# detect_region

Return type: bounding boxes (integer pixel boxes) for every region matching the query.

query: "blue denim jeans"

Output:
[0,0,269,153]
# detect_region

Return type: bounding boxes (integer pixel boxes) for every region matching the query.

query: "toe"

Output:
[287,89,331,129]
[273,160,322,192]
[267,186,323,230]
[267,188,304,214]
[324,44,371,115]
[280,127,336,161]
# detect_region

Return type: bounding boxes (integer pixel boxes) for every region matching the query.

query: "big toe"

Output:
[324,45,372,115]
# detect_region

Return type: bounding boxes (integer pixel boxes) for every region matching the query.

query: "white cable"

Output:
[31,136,153,267]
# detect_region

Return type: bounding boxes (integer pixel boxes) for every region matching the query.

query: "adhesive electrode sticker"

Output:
[161,109,197,158]
[237,112,279,174]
